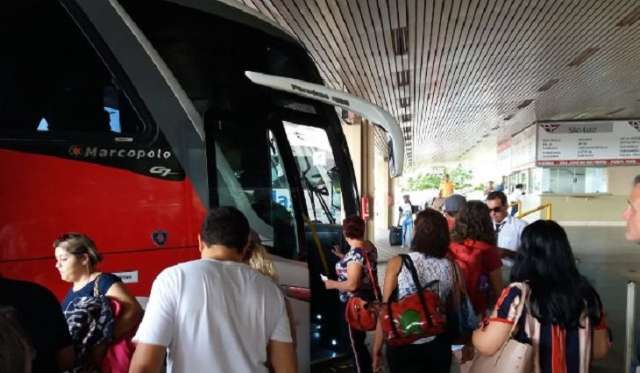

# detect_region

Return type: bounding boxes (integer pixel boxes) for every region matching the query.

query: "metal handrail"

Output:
[516,202,553,220]
[304,215,330,274]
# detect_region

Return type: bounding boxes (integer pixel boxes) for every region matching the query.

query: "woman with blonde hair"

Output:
[54,232,142,372]
[244,230,298,352]
[244,231,278,281]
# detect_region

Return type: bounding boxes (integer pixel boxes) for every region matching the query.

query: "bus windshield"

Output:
[119,0,350,259]
[283,121,342,225]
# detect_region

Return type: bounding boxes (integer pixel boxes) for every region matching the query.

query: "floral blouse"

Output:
[335,246,378,303]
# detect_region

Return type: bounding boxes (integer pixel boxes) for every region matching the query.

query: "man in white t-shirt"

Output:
[486,191,528,266]
[129,207,296,373]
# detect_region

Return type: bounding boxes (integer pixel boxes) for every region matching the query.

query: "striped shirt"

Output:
[489,284,608,373]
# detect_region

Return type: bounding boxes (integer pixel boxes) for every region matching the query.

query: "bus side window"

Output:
[42,69,111,133]
[0,2,144,137]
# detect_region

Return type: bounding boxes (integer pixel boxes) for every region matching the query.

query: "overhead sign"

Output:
[511,125,537,170]
[536,120,640,166]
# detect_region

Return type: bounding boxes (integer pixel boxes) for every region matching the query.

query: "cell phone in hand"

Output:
[320,274,328,281]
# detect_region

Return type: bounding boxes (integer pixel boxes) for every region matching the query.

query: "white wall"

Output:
[608,166,640,196]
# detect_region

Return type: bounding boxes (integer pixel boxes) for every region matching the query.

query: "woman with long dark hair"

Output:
[473,220,610,371]
[372,208,455,373]
[449,201,503,316]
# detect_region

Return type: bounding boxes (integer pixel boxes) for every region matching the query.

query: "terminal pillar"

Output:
[342,119,392,242]
[362,120,376,241]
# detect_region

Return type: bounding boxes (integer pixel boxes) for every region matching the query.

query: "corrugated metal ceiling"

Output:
[234,0,640,165]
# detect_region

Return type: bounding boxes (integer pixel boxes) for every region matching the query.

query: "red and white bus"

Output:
[0,0,403,370]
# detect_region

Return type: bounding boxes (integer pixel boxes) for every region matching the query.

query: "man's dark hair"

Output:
[451,201,497,245]
[486,191,508,206]
[200,207,250,252]
[634,175,640,186]
[412,208,450,258]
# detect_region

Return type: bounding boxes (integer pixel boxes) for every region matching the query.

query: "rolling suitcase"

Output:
[389,226,402,246]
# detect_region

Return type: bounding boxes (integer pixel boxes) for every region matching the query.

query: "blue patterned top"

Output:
[335,247,378,303]
[62,273,121,311]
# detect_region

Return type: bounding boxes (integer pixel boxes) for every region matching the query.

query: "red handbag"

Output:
[345,247,381,331]
[379,254,447,346]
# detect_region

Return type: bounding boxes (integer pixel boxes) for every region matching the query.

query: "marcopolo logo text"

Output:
[69,146,173,160]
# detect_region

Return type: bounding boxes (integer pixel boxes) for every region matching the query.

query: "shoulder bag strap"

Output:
[520,305,533,340]
[361,249,381,302]
[401,254,434,327]
[448,258,462,309]
[386,254,407,338]
[507,282,530,337]
[93,273,102,297]
[401,254,422,289]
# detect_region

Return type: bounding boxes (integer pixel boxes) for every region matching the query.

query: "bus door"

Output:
[245,72,406,361]
[275,112,352,357]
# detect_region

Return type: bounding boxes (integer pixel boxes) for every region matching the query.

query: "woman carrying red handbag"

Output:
[372,209,455,373]
[323,216,379,373]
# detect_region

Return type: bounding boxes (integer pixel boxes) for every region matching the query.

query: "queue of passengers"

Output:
[324,199,612,373]
[6,175,640,372]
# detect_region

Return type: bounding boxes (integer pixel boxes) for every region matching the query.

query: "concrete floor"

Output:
[371,226,640,373]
